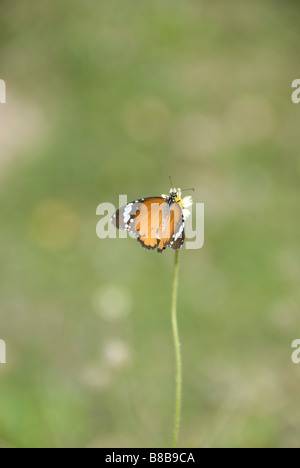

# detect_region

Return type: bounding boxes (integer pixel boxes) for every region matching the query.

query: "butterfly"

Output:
[111,188,193,253]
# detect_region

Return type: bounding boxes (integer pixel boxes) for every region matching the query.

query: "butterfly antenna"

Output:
[181,187,195,192]
[169,176,173,188]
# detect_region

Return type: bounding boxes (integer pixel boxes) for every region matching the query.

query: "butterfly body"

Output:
[111,188,193,253]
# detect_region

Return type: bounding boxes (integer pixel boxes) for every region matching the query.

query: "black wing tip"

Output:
[157,245,167,253]
[110,210,119,228]
[137,237,157,251]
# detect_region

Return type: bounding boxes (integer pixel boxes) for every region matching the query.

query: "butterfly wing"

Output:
[111,197,163,237]
[111,199,143,234]
[136,198,168,251]
[111,197,185,252]
[156,201,185,252]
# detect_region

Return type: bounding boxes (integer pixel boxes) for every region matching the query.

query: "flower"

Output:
[161,187,193,220]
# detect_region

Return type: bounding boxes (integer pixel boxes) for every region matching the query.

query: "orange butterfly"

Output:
[111,188,193,253]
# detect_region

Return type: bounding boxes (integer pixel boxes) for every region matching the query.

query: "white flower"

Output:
[182,195,193,208]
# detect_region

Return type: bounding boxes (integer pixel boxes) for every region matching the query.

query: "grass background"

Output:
[0,0,300,448]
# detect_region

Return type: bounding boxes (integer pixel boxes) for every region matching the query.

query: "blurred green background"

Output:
[0,0,300,448]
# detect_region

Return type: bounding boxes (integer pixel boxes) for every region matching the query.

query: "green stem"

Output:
[171,250,181,448]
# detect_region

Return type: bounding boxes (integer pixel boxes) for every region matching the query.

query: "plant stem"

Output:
[171,250,181,448]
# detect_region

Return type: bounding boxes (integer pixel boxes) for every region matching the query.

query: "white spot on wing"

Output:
[174,222,184,241]
[124,203,133,224]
